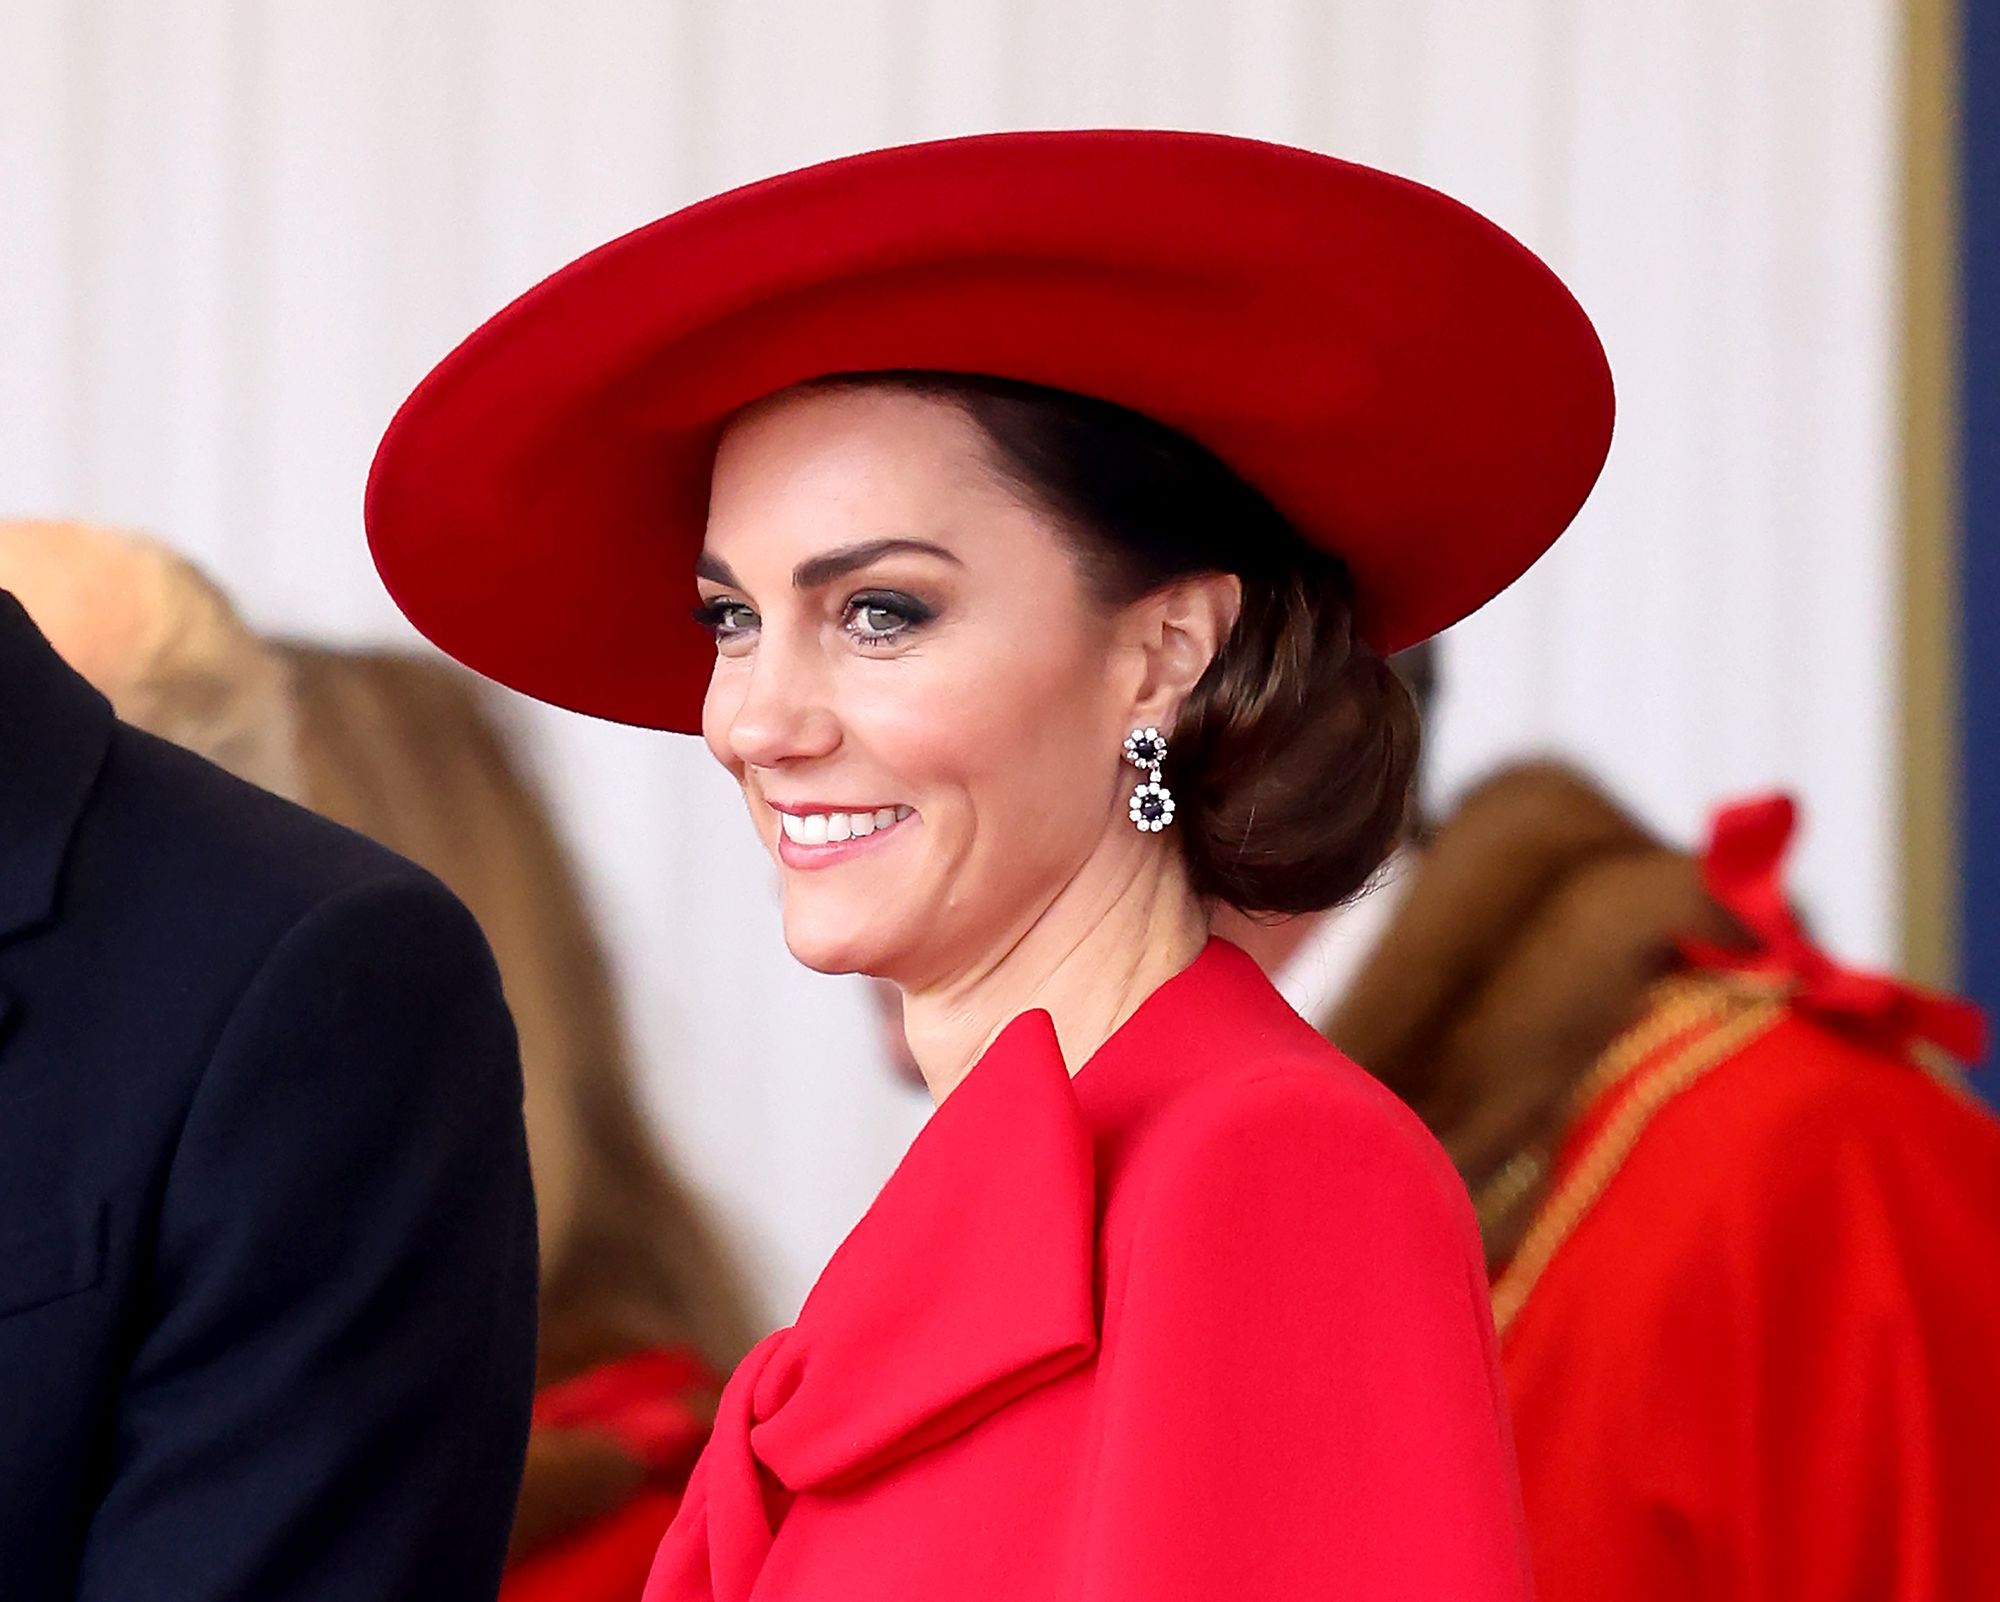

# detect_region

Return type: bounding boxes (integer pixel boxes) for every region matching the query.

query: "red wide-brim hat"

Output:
[366,129,1613,732]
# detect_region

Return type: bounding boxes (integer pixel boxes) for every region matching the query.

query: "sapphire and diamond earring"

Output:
[1123,725,1175,833]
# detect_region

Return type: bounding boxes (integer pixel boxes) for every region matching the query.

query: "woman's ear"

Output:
[1126,571,1242,726]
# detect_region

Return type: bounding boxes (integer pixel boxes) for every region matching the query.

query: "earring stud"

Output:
[1123,725,1175,833]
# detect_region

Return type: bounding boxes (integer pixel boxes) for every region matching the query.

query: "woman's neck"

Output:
[1207,902,1324,981]
[897,850,1210,1106]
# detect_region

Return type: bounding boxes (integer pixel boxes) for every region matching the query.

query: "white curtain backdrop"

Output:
[0,0,1902,1323]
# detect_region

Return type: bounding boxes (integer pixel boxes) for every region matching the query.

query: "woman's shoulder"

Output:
[1092,1036,1491,1327]
[1122,1032,1475,1237]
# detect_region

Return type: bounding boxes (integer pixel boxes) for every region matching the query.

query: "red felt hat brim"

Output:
[366,129,1614,732]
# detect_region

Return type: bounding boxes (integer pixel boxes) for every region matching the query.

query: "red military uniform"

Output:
[1496,798,1999,1600]
[1328,774,1998,1601]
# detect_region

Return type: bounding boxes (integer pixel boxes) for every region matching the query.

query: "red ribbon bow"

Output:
[1679,794,1988,1066]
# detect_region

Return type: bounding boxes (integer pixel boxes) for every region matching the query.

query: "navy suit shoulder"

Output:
[78,716,454,994]
[0,604,538,1602]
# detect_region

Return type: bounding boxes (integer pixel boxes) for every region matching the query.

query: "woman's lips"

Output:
[772,804,915,868]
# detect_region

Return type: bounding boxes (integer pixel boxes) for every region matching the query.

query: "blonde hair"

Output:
[0,519,300,799]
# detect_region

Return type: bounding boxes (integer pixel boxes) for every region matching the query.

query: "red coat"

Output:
[646,939,1532,1601]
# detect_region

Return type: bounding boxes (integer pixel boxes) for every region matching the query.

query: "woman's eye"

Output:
[851,603,904,638]
[844,592,932,645]
[692,599,758,646]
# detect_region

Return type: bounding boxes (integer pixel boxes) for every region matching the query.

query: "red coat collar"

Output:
[749,1002,1099,1491]
[648,937,1294,1601]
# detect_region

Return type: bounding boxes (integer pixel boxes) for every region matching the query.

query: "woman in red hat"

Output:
[368,130,1614,1602]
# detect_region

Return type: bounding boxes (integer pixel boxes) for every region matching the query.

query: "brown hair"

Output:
[811,372,1420,913]
[282,646,761,1381]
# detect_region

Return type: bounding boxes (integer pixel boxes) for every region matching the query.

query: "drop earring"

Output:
[1123,725,1175,833]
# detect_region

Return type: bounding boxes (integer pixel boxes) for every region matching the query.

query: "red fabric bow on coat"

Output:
[643,1009,1100,1602]
[1680,794,1988,1066]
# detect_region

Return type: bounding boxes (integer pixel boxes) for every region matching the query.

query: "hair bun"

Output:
[1173,556,1420,914]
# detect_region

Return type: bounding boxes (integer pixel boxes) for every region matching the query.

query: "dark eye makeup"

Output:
[690,597,758,639]
[843,589,934,643]
[689,588,937,648]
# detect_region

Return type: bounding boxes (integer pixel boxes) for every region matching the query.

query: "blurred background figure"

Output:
[281,646,761,1602]
[0,519,759,1602]
[1327,761,1998,1600]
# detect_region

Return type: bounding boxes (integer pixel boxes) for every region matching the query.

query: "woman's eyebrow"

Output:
[792,538,962,589]
[693,538,962,592]
[694,551,743,586]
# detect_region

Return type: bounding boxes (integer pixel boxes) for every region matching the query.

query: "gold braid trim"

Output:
[1564,972,1749,1112]
[1489,975,1788,1339]
[1470,972,1766,1247]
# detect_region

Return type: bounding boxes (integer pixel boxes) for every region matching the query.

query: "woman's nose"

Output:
[721,642,841,770]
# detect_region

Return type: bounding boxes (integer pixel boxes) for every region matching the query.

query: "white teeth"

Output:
[779,808,908,846]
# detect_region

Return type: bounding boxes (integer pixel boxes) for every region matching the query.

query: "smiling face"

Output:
[697,383,1175,984]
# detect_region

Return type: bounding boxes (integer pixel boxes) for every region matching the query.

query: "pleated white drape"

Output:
[0,0,1902,1320]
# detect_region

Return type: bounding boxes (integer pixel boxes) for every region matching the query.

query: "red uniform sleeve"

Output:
[1716,1072,2000,1601]
[1074,1072,1534,1601]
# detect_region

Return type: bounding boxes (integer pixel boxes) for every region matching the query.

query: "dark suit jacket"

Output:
[0,593,538,1600]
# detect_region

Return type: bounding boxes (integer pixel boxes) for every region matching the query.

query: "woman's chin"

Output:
[779,908,902,978]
